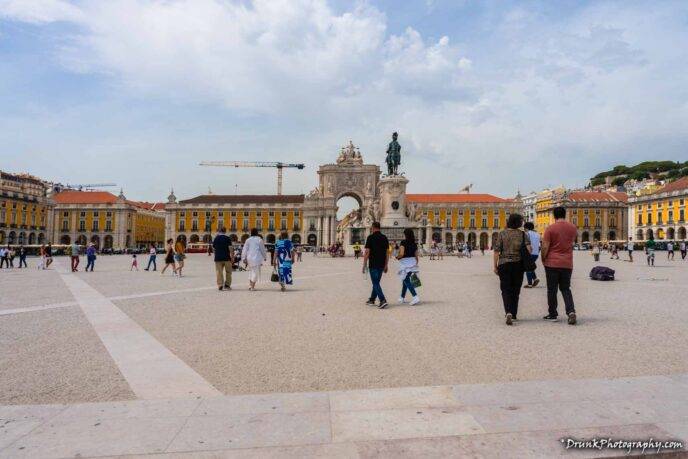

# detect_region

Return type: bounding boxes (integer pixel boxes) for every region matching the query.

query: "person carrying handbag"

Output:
[493,213,531,325]
[396,228,421,305]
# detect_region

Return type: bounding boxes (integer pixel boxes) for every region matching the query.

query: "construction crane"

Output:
[52,183,117,193]
[199,161,305,195]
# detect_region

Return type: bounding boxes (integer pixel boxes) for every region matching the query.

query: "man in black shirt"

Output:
[212,227,233,291]
[362,222,389,308]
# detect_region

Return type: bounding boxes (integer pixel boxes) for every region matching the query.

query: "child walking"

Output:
[131,254,139,271]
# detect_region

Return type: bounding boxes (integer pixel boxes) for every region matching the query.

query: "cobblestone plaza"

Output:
[1,252,687,457]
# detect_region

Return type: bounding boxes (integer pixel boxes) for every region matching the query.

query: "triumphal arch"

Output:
[302,141,415,250]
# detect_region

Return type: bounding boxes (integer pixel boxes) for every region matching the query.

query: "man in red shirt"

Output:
[541,206,577,325]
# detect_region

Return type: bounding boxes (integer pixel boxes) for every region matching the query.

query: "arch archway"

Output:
[176,234,186,244]
[593,231,601,242]
[91,235,100,248]
[608,230,616,241]
[28,233,36,245]
[229,234,238,243]
[432,232,441,243]
[307,234,317,246]
[491,232,499,249]
[8,231,16,244]
[77,235,87,246]
[104,235,113,249]
[636,229,644,240]
[445,232,453,247]
[657,228,665,240]
[479,232,488,249]
[647,229,654,240]
[581,231,589,242]
[37,233,45,244]
[678,227,686,240]
[291,234,302,244]
[202,233,212,243]
[456,233,465,243]
[60,235,71,245]
[241,234,249,243]
[266,234,276,244]
[18,232,25,245]
[467,232,476,247]
[189,234,200,243]
[667,227,675,240]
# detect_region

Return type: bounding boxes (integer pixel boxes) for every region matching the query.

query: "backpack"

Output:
[590,266,615,281]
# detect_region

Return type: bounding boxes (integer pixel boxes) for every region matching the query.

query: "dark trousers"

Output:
[498,262,524,317]
[369,267,386,302]
[146,255,157,270]
[71,256,79,272]
[525,254,539,285]
[401,272,417,298]
[0,256,6,268]
[19,255,27,268]
[85,255,95,271]
[545,267,575,317]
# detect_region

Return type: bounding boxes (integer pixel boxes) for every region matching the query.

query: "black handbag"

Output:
[270,267,280,282]
[521,231,536,272]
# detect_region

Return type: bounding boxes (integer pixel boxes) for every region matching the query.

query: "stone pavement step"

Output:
[1,373,686,458]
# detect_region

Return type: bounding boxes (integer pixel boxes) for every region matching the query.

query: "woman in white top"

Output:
[241,228,268,291]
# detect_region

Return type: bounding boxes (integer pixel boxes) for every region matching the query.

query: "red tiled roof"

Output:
[406,193,511,204]
[53,191,119,204]
[567,191,628,203]
[655,176,688,194]
[179,194,305,204]
[130,201,166,211]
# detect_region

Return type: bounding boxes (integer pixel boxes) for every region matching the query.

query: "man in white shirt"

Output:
[667,241,674,260]
[0,247,6,269]
[523,222,541,288]
[680,241,687,260]
[626,237,634,262]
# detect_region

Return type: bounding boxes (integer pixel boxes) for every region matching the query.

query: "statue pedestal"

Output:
[378,175,410,231]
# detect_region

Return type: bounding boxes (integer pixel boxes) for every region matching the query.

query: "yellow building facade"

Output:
[0,171,52,246]
[628,176,688,241]
[535,189,628,242]
[52,190,165,249]
[406,193,522,248]
[165,193,304,245]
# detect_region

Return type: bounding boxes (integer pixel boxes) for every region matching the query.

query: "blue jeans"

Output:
[525,254,539,285]
[401,272,417,298]
[368,268,386,302]
[85,255,95,271]
[146,255,157,270]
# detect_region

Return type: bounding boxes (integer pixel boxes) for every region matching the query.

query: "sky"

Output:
[1,0,687,213]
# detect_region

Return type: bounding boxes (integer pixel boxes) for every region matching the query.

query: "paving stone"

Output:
[196,392,329,416]
[51,398,201,421]
[331,407,484,443]
[0,404,66,422]
[0,419,41,450]
[114,442,360,458]
[655,422,688,443]
[329,385,460,412]
[166,412,332,452]
[4,416,187,459]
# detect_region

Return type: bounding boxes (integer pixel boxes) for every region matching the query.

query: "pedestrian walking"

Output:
[296,245,303,262]
[645,236,656,266]
[144,244,157,271]
[85,243,96,271]
[494,214,531,325]
[212,227,233,291]
[161,239,176,275]
[523,222,540,288]
[37,244,46,270]
[241,228,268,291]
[18,245,27,268]
[7,247,15,268]
[626,237,634,262]
[592,243,601,262]
[130,254,139,271]
[70,241,80,272]
[362,221,389,309]
[397,228,420,305]
[680,241,687,260]
[0,246,7,268]
[667,241,675,260]
[541,207,577,325]
[610,243,619,260]
[174,239,186,277]
[353,242,362,259]
[273,231,294,292]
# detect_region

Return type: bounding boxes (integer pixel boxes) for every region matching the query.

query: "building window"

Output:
[446,218,451,228]
[609,218,616,227]
[637,215,643,225]
[192,211,198,217]
[179,220,185,231]
[584,217,589,227]
[93,211,99,217]
[680,209,685,222]
[79,220,86,231]
[309,218,316,231]
[106,220,112,231]
[80,212,86,217]
[62,220,69,231]
[63,211,69,217]
[470,218,475,228]
[657,213,663,224]
[281,220,287,230]
[493,218,499,228]
[242,220,249,231]
[106,212,112,217]
[256,219,262,230]
[205,220,211,231]
[192,220,198,231]
[481,217,487,228]
[243,211,249,217]
[92,220,99,231]
[281,211,287,217]
[269,219,274,231]
[669,210,674,222]
[230,219,236,231]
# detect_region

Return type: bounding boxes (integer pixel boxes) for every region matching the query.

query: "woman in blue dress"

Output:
[273,231,295,291]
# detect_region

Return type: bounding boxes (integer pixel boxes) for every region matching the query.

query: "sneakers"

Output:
[410,296,420,306]
[543,314,558,322]
[378,300,389,309]
[224,284,231,290]
[365,299,376,306]
[398,297,406,304]
[523,284,532,289]
[532,278,540,287]
[568,312,577,325]
[218,286,223,291]
[505,313,513,326]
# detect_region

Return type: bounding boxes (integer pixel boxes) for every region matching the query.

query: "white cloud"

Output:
[0,0,82,23]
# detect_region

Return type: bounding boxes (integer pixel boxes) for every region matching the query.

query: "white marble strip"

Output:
[55,262,221,400]
[0,302,78,316]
